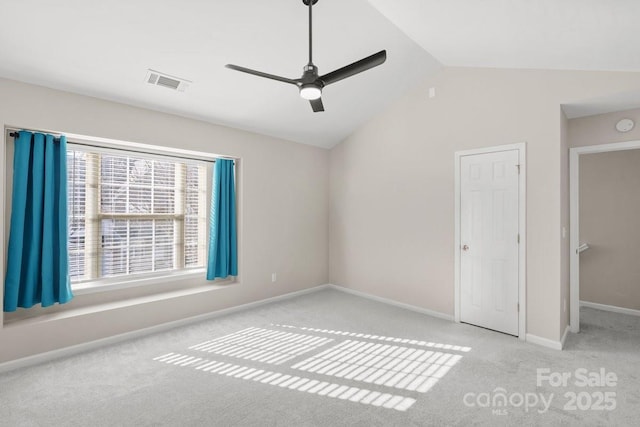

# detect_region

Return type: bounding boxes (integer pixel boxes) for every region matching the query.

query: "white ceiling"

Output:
[0,0,440,149]
[367,0,640,71]
[562,89,640,119]
[1,1,639,149]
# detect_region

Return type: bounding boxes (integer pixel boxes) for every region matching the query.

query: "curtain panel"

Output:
[207,159,238,280]
[4,131,73,311]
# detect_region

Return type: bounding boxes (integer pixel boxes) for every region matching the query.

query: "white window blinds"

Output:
[67,145,209,284]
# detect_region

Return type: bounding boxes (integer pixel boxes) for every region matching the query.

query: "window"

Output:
[67,146,209,286]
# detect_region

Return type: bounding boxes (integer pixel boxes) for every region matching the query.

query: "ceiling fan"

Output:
[225,0,387,112]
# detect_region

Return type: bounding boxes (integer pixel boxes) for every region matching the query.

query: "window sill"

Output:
[3,277,236,328]
[72,269,209,296]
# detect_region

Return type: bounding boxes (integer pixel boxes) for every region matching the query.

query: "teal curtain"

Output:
[207,159,237,279]
[4,131,73,312]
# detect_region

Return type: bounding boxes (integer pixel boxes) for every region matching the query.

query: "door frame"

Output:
[454,142,527,340]
[569,140,640,333]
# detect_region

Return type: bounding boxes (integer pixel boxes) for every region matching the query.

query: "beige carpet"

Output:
[0,288,637,426]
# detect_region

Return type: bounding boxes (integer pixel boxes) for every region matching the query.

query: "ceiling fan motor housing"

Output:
[301,64,322,85]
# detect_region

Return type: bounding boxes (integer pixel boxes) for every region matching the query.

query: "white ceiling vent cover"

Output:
[145,69,191,92]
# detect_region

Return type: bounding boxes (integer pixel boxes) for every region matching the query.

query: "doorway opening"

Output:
[569,140,640,333]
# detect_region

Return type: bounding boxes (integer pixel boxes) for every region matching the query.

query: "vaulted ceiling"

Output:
[369,0,640,72]
[1,0,639,148]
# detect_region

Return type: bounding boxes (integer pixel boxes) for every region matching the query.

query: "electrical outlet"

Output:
[271,273,277,283]
[428,87,436,98]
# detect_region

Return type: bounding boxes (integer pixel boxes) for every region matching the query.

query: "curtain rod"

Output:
[9,131,66,140]
[8,131,235,165]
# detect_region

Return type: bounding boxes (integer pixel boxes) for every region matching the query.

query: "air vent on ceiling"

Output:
[145,69,191,92]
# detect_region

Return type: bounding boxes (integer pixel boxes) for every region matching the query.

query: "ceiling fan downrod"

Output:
[299,0,322,101]
[304,0,317,65]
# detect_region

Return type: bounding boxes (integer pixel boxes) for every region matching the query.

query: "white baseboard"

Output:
[525,333,563,350]
[526,325,570,351]
[2,282,576,373]
[580,300,640,317]
[328,285,571,351]
[327,284,454,322]
[0,284,330,374]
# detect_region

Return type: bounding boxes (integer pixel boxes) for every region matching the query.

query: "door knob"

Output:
[462,244,469,251]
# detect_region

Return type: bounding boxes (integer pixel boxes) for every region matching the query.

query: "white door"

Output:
[460,150,519,336]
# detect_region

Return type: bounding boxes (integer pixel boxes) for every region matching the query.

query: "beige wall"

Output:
[578,150,640,311]
[0,78,329,364]
[3,68,640,363]
[330,66,640,342]
[568,107,640,149]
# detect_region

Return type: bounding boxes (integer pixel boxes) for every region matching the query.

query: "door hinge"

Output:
[516,164,520,174]
[517,303,520,312]
[517,234,520,244]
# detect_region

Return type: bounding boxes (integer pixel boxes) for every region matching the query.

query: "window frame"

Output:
[66,141,217,294]
[67,145,215,292]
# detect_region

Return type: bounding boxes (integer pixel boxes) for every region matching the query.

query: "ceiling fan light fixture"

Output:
[300,84,322,100]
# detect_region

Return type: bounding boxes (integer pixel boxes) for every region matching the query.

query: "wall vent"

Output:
[145,69,191,92]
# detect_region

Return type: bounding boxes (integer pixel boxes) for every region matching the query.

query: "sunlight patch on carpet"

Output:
[291,340,461,393]
[154,324,470,413]
[188,327,333,365]
[273,324,471,352]
[153,352,416,411]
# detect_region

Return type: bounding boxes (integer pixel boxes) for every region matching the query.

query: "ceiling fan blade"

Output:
[320,50,387,86]
[225,64,298,85]
[310,98,324,112]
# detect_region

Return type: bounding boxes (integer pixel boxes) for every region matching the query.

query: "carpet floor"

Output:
[0,288,638,426]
